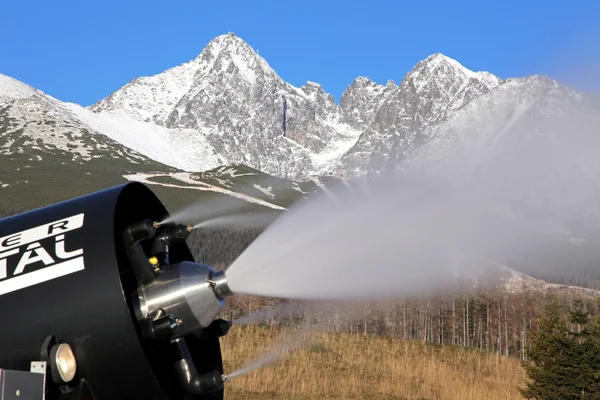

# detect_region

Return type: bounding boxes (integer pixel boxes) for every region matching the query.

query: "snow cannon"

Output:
[0,183,235,400]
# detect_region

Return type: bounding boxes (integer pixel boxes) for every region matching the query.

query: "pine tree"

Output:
[582,299,600,398]
[571,297,590,341]
[521,296,600,399]
[521,297,572,399]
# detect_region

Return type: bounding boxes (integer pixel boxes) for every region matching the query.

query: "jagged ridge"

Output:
[2,33,595,182]
[86,33,507,179]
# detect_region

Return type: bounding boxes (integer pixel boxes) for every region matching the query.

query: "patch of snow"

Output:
[3,98,96,158]
[124,172,287,211]
[0,73,42,104]
[59,101,223,171]
[217,167,257,178]
[309,176,343,207]
[311,120,362,173]
[292,182,309,194]
[215,178,233,188]
[253,184,274,198]
[416,54,501,92]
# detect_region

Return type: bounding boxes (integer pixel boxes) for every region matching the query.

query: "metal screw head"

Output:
[16,390,21,396]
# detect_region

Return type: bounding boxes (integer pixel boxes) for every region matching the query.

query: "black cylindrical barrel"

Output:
[0,182,224,400]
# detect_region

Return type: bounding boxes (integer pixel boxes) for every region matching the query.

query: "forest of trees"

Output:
[223,282,600,360]
[186,226,264,267]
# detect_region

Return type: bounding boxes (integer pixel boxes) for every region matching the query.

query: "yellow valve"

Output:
[148,256,159,266]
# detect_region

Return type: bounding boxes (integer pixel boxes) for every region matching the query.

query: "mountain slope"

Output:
[0,73,43,104]
[89,33,363,178]
[0,85,360,216]
[0,93,184,211]
[88,34,508,179]
[403,75,594,174]
[339,53,503,177]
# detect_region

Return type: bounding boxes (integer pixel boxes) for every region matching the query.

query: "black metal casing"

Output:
[0,183,224,400]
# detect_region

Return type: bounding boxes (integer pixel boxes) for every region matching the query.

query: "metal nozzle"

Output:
[208,270,233,300]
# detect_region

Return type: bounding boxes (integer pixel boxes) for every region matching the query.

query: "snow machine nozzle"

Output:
[206,269,234,300]
[149,222,193,267]
[0,182,235,400]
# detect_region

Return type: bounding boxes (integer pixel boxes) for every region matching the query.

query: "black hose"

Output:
[123,219,158,284]
[171,338,224,395]
[151,224,193,267]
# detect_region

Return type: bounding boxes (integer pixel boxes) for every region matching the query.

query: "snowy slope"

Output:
[89,57,202,126]
[60,100,223,171]
[0,73,42,104]
[0,95,166,165]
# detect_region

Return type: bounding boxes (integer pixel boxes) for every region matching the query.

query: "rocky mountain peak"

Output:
[193,32,277,84]
[405,53,502,91]
[300,81,336,114]
[338,54,505,178]
[88,32,278,127]
[339,77,386,128]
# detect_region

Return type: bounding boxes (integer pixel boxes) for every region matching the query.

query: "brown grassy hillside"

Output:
[221,325,526,400]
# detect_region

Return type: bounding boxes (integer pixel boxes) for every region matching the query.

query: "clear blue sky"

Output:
[1,0,599,106]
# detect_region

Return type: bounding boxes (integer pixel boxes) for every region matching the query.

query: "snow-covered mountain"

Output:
[338,53,503,177]
[85,32,522,179]
[89,33,365,177]
[2,32,597,183]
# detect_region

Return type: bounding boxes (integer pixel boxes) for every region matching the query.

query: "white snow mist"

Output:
[225,104,600,300]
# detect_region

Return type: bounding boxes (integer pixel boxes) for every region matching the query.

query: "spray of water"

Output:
[193,212,278,230]
[232,301,307,325]
[160,171,283,225]
[227,299,379,378]
[224,104,600,301]
[160,195,253,225]
[226,325,317,380]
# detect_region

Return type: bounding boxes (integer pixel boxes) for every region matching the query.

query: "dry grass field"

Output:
[221,325,527,400]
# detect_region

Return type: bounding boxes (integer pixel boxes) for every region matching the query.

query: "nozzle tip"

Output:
[222,374,228,383]
[187,225,193,232]
[153,221,161,229]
